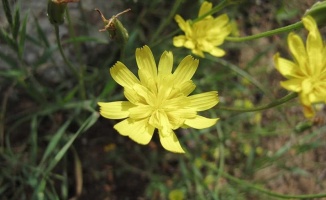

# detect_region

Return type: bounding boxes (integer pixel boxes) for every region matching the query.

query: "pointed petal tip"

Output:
[159,130,185,153]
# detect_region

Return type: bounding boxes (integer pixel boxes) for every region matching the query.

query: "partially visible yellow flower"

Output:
[98,45,219,153]
[168,189,184,200]
[173,1,231,58]
[274,16,326,117]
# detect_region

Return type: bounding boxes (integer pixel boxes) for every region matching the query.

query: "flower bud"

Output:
[304,1,326,27]
[47,0,79,25]
[95,8,130,45]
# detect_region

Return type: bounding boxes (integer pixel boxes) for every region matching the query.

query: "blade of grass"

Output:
[12,6,20,40]
[44,112,98,174]
[0,69,24,80]
[2,0,13,26]
[39,117,73,166]
[30,116,38,165]
[0,28,18,52]
[207,55,273,99]
[34,15,50,47]
[18,14,28,59]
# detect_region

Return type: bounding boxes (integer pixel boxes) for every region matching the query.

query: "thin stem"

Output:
[150,0,183,44]
[217,92,298,112]
[215,121,225,197]
[207,56,273,99]
[54,25,86,99]
[226,21,303,42]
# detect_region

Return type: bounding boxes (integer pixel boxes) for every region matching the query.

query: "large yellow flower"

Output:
[274,16,326,117]
[173,1,231,58]
[98,46,219,153]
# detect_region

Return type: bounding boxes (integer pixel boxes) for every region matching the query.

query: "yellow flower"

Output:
[274,16,326,117]
[173,1,231,58]
[98,45,219,153]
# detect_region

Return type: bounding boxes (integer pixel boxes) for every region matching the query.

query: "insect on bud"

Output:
[95,8,131,45]
[47,0,79,25]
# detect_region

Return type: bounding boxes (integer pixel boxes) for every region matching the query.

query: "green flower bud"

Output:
[95,8,130,45]
[304,1,326,27]
[47,0,79,25]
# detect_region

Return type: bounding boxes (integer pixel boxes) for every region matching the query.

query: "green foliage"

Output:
[0,0,325,199]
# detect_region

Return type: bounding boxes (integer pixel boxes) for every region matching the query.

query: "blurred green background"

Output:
[1,0,326,199]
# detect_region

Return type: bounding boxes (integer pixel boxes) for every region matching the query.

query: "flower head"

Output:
[98,45,219,153]
[274,16,326,117]
[173,1,231,58]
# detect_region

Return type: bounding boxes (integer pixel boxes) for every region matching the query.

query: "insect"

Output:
[95,8,131,44]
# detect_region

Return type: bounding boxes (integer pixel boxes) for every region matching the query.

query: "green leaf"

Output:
[44,112,98,173]
[33,47,57,67]
[30,116,38,164]
[12,6,20,40]
[2,0,13,26]
[0,28,18,51]
[34,15,50,47]
[0,69,24,78]
[39,117,73,166]
[18,14,28,58]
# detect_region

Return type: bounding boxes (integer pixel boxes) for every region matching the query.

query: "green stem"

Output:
[54,25,86,100]
[207,56,273,99]
[217,92,298,112]
[219,170,326,199]
[150,0,183,43]
[151,29,180,47]
[226,21,303,42]
[215,122,225,197]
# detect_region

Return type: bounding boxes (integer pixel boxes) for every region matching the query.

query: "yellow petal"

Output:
[188,91,219,111]
[174,15,188,32]
[110,62,140,88]
[299,92,311,106]
[308,92,325,104]
[98,101,134,119]
[303,16,323,74]
[192,49,205,58]
[129,104,152,119]
[173,35,186,47]
[213,13,230,28]
[124,87,143,104]
[209,47,225,57]
[302,79,313,93]
[164,94,189,108]
[132,84,155,105]
[158,51,173,76]
[173,55,199,85]
[138,69,156,92]
[198,1,212,17]
[288,33,307,70]
[273,53,299,78]
[136,45,157,78]
[280,79,302,92]
[114,118,154,144]
[149,109,171,130]
[184,115,219,129]
[159,129,185,153]
[184,40,195,49]
[177,80,196,96]
[168,108,197,120]
[302,104,315,118]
